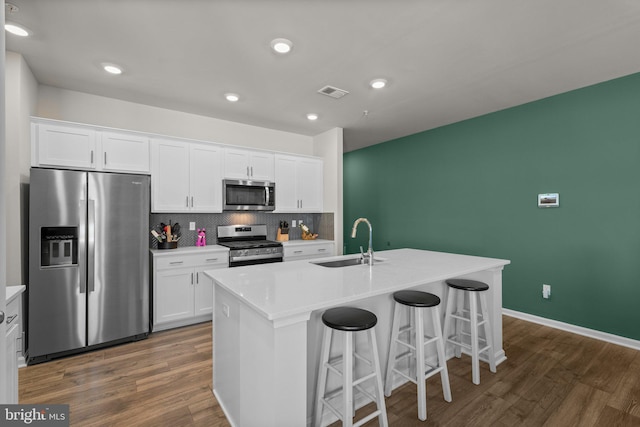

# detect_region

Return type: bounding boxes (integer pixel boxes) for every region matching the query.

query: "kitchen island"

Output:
[205,248,510,426]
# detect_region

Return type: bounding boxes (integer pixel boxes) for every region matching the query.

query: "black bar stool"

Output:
[442,278,496,385]
[384,290,451,421]
[313,306,388,427]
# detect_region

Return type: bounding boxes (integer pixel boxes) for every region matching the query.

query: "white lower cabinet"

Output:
[4,287,24,404]
[152,247,228,331]
[283,240,335,261]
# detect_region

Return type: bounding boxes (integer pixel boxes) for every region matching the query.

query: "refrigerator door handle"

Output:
[79,199,88,294]
[88,199,96,293]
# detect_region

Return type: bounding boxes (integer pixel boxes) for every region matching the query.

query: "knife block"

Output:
[276,227,289,241]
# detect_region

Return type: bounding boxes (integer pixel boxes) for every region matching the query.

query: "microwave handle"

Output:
[265,186,270,206]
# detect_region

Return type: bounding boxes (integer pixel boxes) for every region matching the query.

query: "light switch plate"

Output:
[189,222,196,231]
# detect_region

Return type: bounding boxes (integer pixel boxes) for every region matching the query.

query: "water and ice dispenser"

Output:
[40,226,78,267]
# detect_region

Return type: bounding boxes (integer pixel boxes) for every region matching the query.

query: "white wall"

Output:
[5,52,37,286]
[313,128,343,254]
[36,85,315,155]
[1,1,8,403]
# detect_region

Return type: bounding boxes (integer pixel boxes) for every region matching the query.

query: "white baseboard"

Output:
[502,308,640,351]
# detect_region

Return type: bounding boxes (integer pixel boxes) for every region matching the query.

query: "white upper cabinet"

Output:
[275,154,323,212]
[100,131,150,173]
[34,122,97,169]
[32,119,150,174]
[224,148,274,181]
[189,143,223,212]
[151,138,191,212]
[150,138,223,213]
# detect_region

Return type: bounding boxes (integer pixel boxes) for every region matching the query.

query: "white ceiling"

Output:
[6,0,640,152]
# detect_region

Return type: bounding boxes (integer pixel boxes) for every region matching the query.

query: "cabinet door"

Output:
[249,151,275,181]
[151,139,190,212]
[224,148,275,181]
[224,148,250,179]
[297,158,323,212]
[101,131,150,173]
[194,268,214,315]
[190,144,223,212]
[155,267,195,324]
[5,323,19,404]
[36,123,97,169]
[274,155,299,212]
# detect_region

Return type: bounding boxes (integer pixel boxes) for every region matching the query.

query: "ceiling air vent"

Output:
[317,85,349,99]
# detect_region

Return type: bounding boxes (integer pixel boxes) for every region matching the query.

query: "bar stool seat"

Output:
[442,279,496,385]
[384,290,452,421]
[314,307,388,427]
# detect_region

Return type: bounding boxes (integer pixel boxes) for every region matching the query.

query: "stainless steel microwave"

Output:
[223,179,275,211]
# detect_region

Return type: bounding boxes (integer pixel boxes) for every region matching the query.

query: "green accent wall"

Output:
[344,72,640,341]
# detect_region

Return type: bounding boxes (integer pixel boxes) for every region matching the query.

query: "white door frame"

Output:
[1,2,10,404]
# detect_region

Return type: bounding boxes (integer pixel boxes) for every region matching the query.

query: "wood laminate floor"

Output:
[19,317,640,426]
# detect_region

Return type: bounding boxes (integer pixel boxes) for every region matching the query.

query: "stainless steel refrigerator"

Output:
[28,168,150,364]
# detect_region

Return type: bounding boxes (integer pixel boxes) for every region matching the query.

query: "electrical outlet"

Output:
[542,284,551,299]
[189,222,196,231]
[292,220,297,227]
[222,303,230,317]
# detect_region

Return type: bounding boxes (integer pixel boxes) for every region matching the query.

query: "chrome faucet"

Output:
[351,217,374,265]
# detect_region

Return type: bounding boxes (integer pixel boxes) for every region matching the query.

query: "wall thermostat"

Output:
[538,193,559,208]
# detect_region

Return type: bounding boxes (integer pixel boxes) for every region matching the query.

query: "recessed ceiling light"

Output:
[5,22,29,37]
[102,64,123,75]
[307,113,319,121]
[370,78,387,89]
[225,93,240,102]
[271,38,293,54]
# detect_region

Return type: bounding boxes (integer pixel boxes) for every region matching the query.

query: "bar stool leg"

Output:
[431,305,452,402]
[469,292,480,385]
[454,289,465,358]
[384,302,402,397]
[415,307,427,421]
[442,287,455,356]
[343,331,354,427]
[369,329,389,427]
[479,292,497,373]
[314,327,333,427]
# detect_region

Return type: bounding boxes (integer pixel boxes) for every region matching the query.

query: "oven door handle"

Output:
[229,253,283,263]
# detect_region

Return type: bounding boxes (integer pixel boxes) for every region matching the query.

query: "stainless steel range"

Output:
[217,224,283,267]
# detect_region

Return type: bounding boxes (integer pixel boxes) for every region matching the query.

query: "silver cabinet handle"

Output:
[191,196,194,208]
[294,250,303,254]
[186,196,189,207]
[251,166,254,177]
[90,150,94,165]
[104,152,107,165]
[206,258,219,262]
[191,273,194,285]
[169,261,184,265]
[246,166,250,177]
[318,248,326,252]
[196,272,199,284]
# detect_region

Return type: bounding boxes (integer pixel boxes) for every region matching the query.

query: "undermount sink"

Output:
[312,257,383,268]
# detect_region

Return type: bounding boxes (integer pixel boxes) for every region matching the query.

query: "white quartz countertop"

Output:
[6,285,26,303]
[205,248,510,322]
[150,245,229,257]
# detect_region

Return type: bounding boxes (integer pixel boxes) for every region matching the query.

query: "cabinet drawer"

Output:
[190,252,228,267]
[284,242,334,260]
[155,251,228,270]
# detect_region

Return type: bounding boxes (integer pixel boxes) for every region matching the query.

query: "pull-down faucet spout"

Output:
[351,218,374,265]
